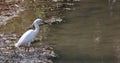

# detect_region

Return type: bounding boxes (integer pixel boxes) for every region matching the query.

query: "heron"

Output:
[14,18,47,52]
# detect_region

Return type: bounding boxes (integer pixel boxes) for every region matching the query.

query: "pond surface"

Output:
[0,0,120,63]
[47,0,120,63]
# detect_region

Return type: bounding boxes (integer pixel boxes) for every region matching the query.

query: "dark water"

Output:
[47,0,120,63]
[0,0,120,63]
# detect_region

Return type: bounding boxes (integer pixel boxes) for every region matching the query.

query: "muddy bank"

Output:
[0,32,57,63]
[0,0,24,26]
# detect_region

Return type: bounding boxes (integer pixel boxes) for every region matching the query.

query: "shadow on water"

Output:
[0,0,120,63]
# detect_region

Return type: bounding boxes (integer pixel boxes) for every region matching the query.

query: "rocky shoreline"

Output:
[0,32,57,63]
[0,45,56,63]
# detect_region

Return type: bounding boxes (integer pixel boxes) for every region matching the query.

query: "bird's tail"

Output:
[14,43,19,48]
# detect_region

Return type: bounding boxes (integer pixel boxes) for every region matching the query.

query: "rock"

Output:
[45,16,64,24]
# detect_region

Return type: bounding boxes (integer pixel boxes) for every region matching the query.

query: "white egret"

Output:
[15,19,47,51]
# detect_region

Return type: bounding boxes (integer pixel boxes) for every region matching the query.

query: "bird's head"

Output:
[33,19,47,25]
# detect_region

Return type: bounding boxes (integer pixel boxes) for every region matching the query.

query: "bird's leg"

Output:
[24,45,29,53]
[25,46,27,52]
[27,46,30,52]
[23,44,27,52]
[27,42,31,53]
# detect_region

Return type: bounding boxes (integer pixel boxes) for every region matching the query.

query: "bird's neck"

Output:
[34,23,40,32]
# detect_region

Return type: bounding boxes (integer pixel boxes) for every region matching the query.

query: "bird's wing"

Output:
[17,29,36,45]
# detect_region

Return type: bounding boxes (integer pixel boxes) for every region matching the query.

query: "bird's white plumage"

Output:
[15,19,45,48]
[15,29,38,47]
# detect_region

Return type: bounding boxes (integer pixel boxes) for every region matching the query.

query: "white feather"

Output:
[15,19,44,48]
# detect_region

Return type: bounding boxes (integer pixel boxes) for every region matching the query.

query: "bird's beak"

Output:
[38,21,47,25]
[43,21,48,24]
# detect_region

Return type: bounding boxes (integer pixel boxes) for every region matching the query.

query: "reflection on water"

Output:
[0,0,120,63]
[108,0,117,16]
